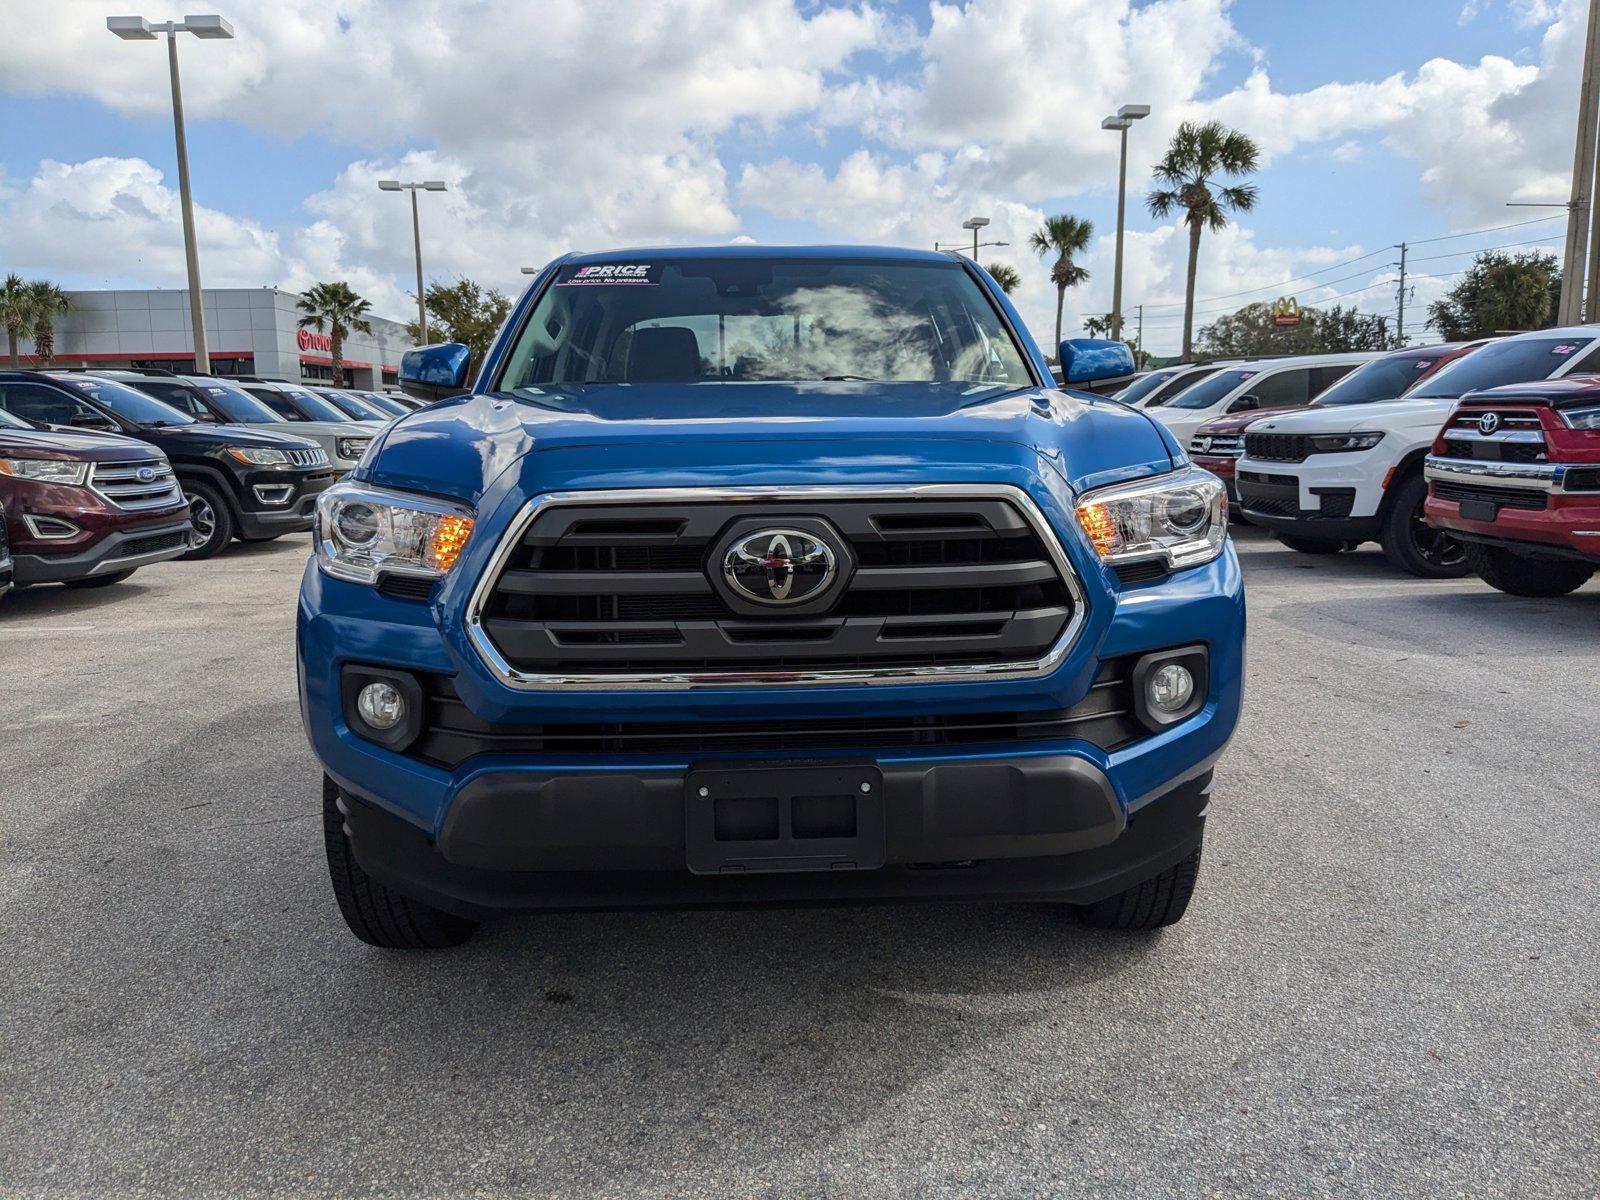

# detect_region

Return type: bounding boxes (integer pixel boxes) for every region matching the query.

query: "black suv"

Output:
[0,371,335,559]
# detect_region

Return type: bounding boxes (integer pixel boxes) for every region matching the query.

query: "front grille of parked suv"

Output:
[286,446,329,468]
[1242,432,1311,462]
[89,459,183,511]
[1190,433,1243,458]
[470,490,1082,685]
[1440,411,1547,464]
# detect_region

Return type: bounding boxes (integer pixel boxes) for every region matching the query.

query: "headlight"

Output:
[315,481,475,585]
[335,437,371,462]
[1562,405,1600,430]
[226,447,290,466]
[1076,466,1227,569]
[1307,432,1384,453]
[0,457,89,486]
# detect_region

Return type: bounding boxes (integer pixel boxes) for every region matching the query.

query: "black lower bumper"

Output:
[1236,474,1377,543]
[236,479,330,538]
[336,762,1211,918]
[11,519,191,585]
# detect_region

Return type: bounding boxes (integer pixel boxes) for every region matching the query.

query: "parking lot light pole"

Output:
[107,14,234,374]
[962,216,991,262]
[1102,104,1150,342]
[379,180,448,343]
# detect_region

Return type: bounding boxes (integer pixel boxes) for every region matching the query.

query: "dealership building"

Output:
[19,288,416,389]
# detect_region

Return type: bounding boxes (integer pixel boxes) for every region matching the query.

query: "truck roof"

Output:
[559,244,962,266]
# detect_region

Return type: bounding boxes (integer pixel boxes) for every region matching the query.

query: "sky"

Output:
[0,0,1585,356]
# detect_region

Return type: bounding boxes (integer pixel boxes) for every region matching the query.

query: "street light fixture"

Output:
[961,216,992,262]
[107,13,235,373]
[1102,103,1150,341]
[378,180,448,343]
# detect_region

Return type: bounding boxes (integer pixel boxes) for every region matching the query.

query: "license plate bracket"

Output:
[685,762,885,875]
[1458,497,1498,522]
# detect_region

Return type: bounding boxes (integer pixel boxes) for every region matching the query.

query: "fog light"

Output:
[1147,663,1195,714]
[356,681,404,730]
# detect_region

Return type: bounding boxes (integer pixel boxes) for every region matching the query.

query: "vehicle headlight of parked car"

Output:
[314,481,474,585]
[1305,432,1385,453]
[1075,465,1228,569]
[225,446,292,466]
[1561,405,1600,430]
[335,436,371,462]
[0,457,90,485]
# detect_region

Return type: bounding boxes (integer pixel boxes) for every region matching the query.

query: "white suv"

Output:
[1234,326,1600,576]
[1148,351,1383,447]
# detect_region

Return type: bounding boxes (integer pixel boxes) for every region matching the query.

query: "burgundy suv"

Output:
[0,407,191,590]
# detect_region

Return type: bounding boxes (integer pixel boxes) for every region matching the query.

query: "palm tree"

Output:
[1147,120,1260,358]
[1028,214,1094,352]
[297,281,373,387]
[985,263,1022,295]
[0,275,36,366]
[27,281,70,365]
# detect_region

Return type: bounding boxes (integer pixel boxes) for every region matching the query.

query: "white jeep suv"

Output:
[1234,327,1600,576]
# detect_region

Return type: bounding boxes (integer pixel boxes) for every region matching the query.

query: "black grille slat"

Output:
[411,664,1141,766]
[1432,482,1549,511]
[479,497,1076,677]
[1244,432,1311,462]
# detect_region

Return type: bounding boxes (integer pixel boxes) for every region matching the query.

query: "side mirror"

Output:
[1058,338,1137,392]
[399,343,472,402]
[70,413,118,431]
[1229,394,1261,413]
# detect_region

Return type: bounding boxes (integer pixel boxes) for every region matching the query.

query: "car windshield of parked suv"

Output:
[48,374,196,426]
[352,390,408,417]
[1314,352,1457,406]
[316,389,387,420]
[1145,364,1226,407]
[1164,368,1256,410]
[251,385,349,423]
[1116,369,1178,406]
[189,379,288,424]
[497,257,1034,392]
[1408,336,1598,399]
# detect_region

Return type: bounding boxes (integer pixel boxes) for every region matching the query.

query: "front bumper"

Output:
[12,517,191,584]
[1424,455,1600,562]
[235,469,336,538]
[1235,468,1376,542]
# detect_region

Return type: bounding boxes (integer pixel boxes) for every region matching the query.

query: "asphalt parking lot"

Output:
[2,526,1596,1199]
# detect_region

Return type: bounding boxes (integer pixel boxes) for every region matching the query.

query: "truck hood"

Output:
[241,420,383,440]
[0,426,164,462]
[1193,404,1303,437]
[362,381,1178,507]
[151,423,323,451]
[1246,395,1456,435]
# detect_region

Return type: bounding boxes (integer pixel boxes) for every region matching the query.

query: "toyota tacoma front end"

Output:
[297,246,1245,949]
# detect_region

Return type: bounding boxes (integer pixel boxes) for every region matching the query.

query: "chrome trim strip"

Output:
[464,484,1090,692]
[1424,456,1562,492]
[1442,429,1545,445]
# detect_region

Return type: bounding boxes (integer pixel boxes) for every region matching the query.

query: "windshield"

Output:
[497,257,1033,391]
[1314,352,1457,406]
[1117,370,1177,406]
[355,391,408,417]
[50,375,195,426]
[317,389,387,420]
[1166,368,1256,410]
[1409,336,1596,399]
[0,406,35,431]
[188,379,286,424]
[252,385,350,423]
[1146,364,1224,407]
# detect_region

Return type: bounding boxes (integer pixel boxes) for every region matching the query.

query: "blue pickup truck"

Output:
[298,245,1244,948]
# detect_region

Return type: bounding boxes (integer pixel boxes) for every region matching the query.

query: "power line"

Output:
[1138,246,1390,311]
[1405,233,1564,265]
[1405,212,1563,246]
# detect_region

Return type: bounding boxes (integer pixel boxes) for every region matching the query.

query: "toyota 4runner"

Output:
[299,246,1245,949]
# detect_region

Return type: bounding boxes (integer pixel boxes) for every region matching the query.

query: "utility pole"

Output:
[1135,303,1144,361]
[1560,0,1600,324]
[1101,105,1150,341]
[1396,242,1408,346]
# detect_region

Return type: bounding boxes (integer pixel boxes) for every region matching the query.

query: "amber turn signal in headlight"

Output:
[1075,466,1227,570]
[314,481,475,586]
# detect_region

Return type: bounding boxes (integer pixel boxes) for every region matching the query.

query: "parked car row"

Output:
[1139,325,1600,596]
[0,368,425,599]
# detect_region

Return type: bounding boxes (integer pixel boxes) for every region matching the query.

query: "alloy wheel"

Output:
[188,494,217,550]
[1409,504,1464,570]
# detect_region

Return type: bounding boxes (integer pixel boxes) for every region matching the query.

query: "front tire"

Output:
[178,480,236,560]
[61,570,136,589]
[1380,472,1468,578]
[1075,845,1202,930]
[323,776,479,949]
[1274,533,1348,555]
[1464,542,1595,597]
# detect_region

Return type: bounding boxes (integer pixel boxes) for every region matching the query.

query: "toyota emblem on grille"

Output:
[1478,412,1501,435]
[722,529,837,605]
[136,465,157,483]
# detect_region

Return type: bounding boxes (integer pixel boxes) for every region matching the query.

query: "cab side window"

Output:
[1311,364,1359,395]
[135,380,203,415]
[1559,339,1600,375]
[1236,368,1311,411]
[0,382,101,426]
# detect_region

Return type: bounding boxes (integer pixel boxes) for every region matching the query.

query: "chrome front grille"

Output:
[90,459,182,511]
[1190,433,1243,457]
[1442,410,1547,464]
[467,486,1086,689]
[287,446,329,467]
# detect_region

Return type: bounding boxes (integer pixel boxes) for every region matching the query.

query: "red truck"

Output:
[1423,377,1600,596]
[0,406,191,591]
[1190,342,1485,505]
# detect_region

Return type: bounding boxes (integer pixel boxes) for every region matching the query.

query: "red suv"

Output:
[0,406,191,590]
[1423,377,1600,596]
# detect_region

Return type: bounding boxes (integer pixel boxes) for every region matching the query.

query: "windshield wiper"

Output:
[821,374,877,382]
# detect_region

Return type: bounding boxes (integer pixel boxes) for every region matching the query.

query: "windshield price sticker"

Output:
[557,263,662,287]
[1553,344,1578,355]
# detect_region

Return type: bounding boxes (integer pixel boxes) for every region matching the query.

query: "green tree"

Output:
[26,281,70,365]
[1197,300,1396,358]
[985,262,1021,295]
[1317,304,1397,352]
[1147,120,1261,359]
[1427,250,1561,340]
[0,274,37,366]
[296,281,373,387]
[1028,214,1094,352]
[405,278,513,370]
[1082,313,1114,338]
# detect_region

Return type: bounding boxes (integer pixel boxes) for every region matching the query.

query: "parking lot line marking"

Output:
[0,625,99,635]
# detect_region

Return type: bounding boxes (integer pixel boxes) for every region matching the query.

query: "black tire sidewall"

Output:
[178,479,236,560]
[1381,472,1468,579]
